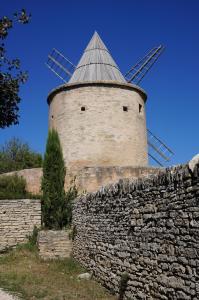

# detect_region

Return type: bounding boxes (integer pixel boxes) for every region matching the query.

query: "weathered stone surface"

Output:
[37,230,72,260]
[0,166,161,194]
[77,273,92,280]
[0,289,20,300]
[73,161,199,299]
[188,153,199,173]
[0,168,42,194]
[49,84,148,169]
[0,199,41,251]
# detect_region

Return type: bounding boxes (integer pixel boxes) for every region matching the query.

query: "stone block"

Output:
[37,230,72,260]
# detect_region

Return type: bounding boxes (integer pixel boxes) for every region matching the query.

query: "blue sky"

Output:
[0,0,199,166]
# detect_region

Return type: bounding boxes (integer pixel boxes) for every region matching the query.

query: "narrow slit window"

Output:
[51,115,54,119]
[81,106,86,111]
[139,104,142,113]
[123,106,128,112]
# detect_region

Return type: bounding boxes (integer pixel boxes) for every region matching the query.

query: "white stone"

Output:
[188,154,199,173]
[0,289,20,300]
[77,273,92,280]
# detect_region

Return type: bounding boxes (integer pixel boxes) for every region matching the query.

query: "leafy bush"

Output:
[28,226,39,246]
[0,174,40,199]
[26,226,39,251]
[0,174,27,199]
[0,9,31,129]
[0,137,42,174]
[64,178,78,226]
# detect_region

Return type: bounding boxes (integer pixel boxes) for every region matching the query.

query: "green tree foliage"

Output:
[0,174,26,199]
[42,129,78,229]
[0,137,42,174]
[0,174,40,200]
[42,129,66,229]
[0,9,31,128]
[64,178,78,226]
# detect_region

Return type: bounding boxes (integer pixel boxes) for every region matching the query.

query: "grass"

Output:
[0,245,116,300]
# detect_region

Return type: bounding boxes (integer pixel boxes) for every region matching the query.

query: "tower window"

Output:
[81,106,86,111]
[51,115,54,119]
[139,104,142,113]
[123,106,128,112]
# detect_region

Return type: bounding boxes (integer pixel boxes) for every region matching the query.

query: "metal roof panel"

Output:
[69,32,126,84]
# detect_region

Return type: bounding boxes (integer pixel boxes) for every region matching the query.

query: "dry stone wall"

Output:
[0,199,41,251]
[73,161,199,299]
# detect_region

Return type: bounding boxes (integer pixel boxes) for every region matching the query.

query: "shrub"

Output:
[41,129,66,229]
[0,137,42,174]
[64,178,78,226]
[118,272,130,300]
[42,130,79,229]
[26,226,39,251]
[28,226,39,246]
[0,174,41,200]
[16,226,40,252]
[0,174,27,199]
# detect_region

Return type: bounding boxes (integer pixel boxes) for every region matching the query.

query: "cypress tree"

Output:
[42,129,66,229]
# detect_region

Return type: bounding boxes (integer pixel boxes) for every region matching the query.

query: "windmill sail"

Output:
[46,48,76,83]
[125,45,164,85]
[147,129,174,166]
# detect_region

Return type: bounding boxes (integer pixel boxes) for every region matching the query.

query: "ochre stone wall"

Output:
[66,165,162,192]
[0,168,43,194]
[73,161,199,299]
[0,166,161,194]
[0,199,41,251]
[49,83,148,171]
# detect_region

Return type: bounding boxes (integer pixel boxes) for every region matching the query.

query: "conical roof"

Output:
[68,32,126,84]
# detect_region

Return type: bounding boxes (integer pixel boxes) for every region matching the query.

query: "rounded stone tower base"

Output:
[65,165,162,193]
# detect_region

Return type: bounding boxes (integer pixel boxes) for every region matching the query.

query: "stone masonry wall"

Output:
[73,160,199,299]
[0,199,41,251]
[0,166,161,194]
[37,230,72,260]
[0,168,43,194]
[49,84,148,169]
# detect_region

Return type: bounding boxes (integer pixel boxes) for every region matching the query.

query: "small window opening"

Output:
[139,104,142,113]
[123,106,128,112]
[81,106,86,111]
[51,115,54,119]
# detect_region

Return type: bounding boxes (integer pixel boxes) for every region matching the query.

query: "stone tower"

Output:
[47,32,149,191]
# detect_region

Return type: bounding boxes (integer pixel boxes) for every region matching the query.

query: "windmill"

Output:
[46,34,174,167]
